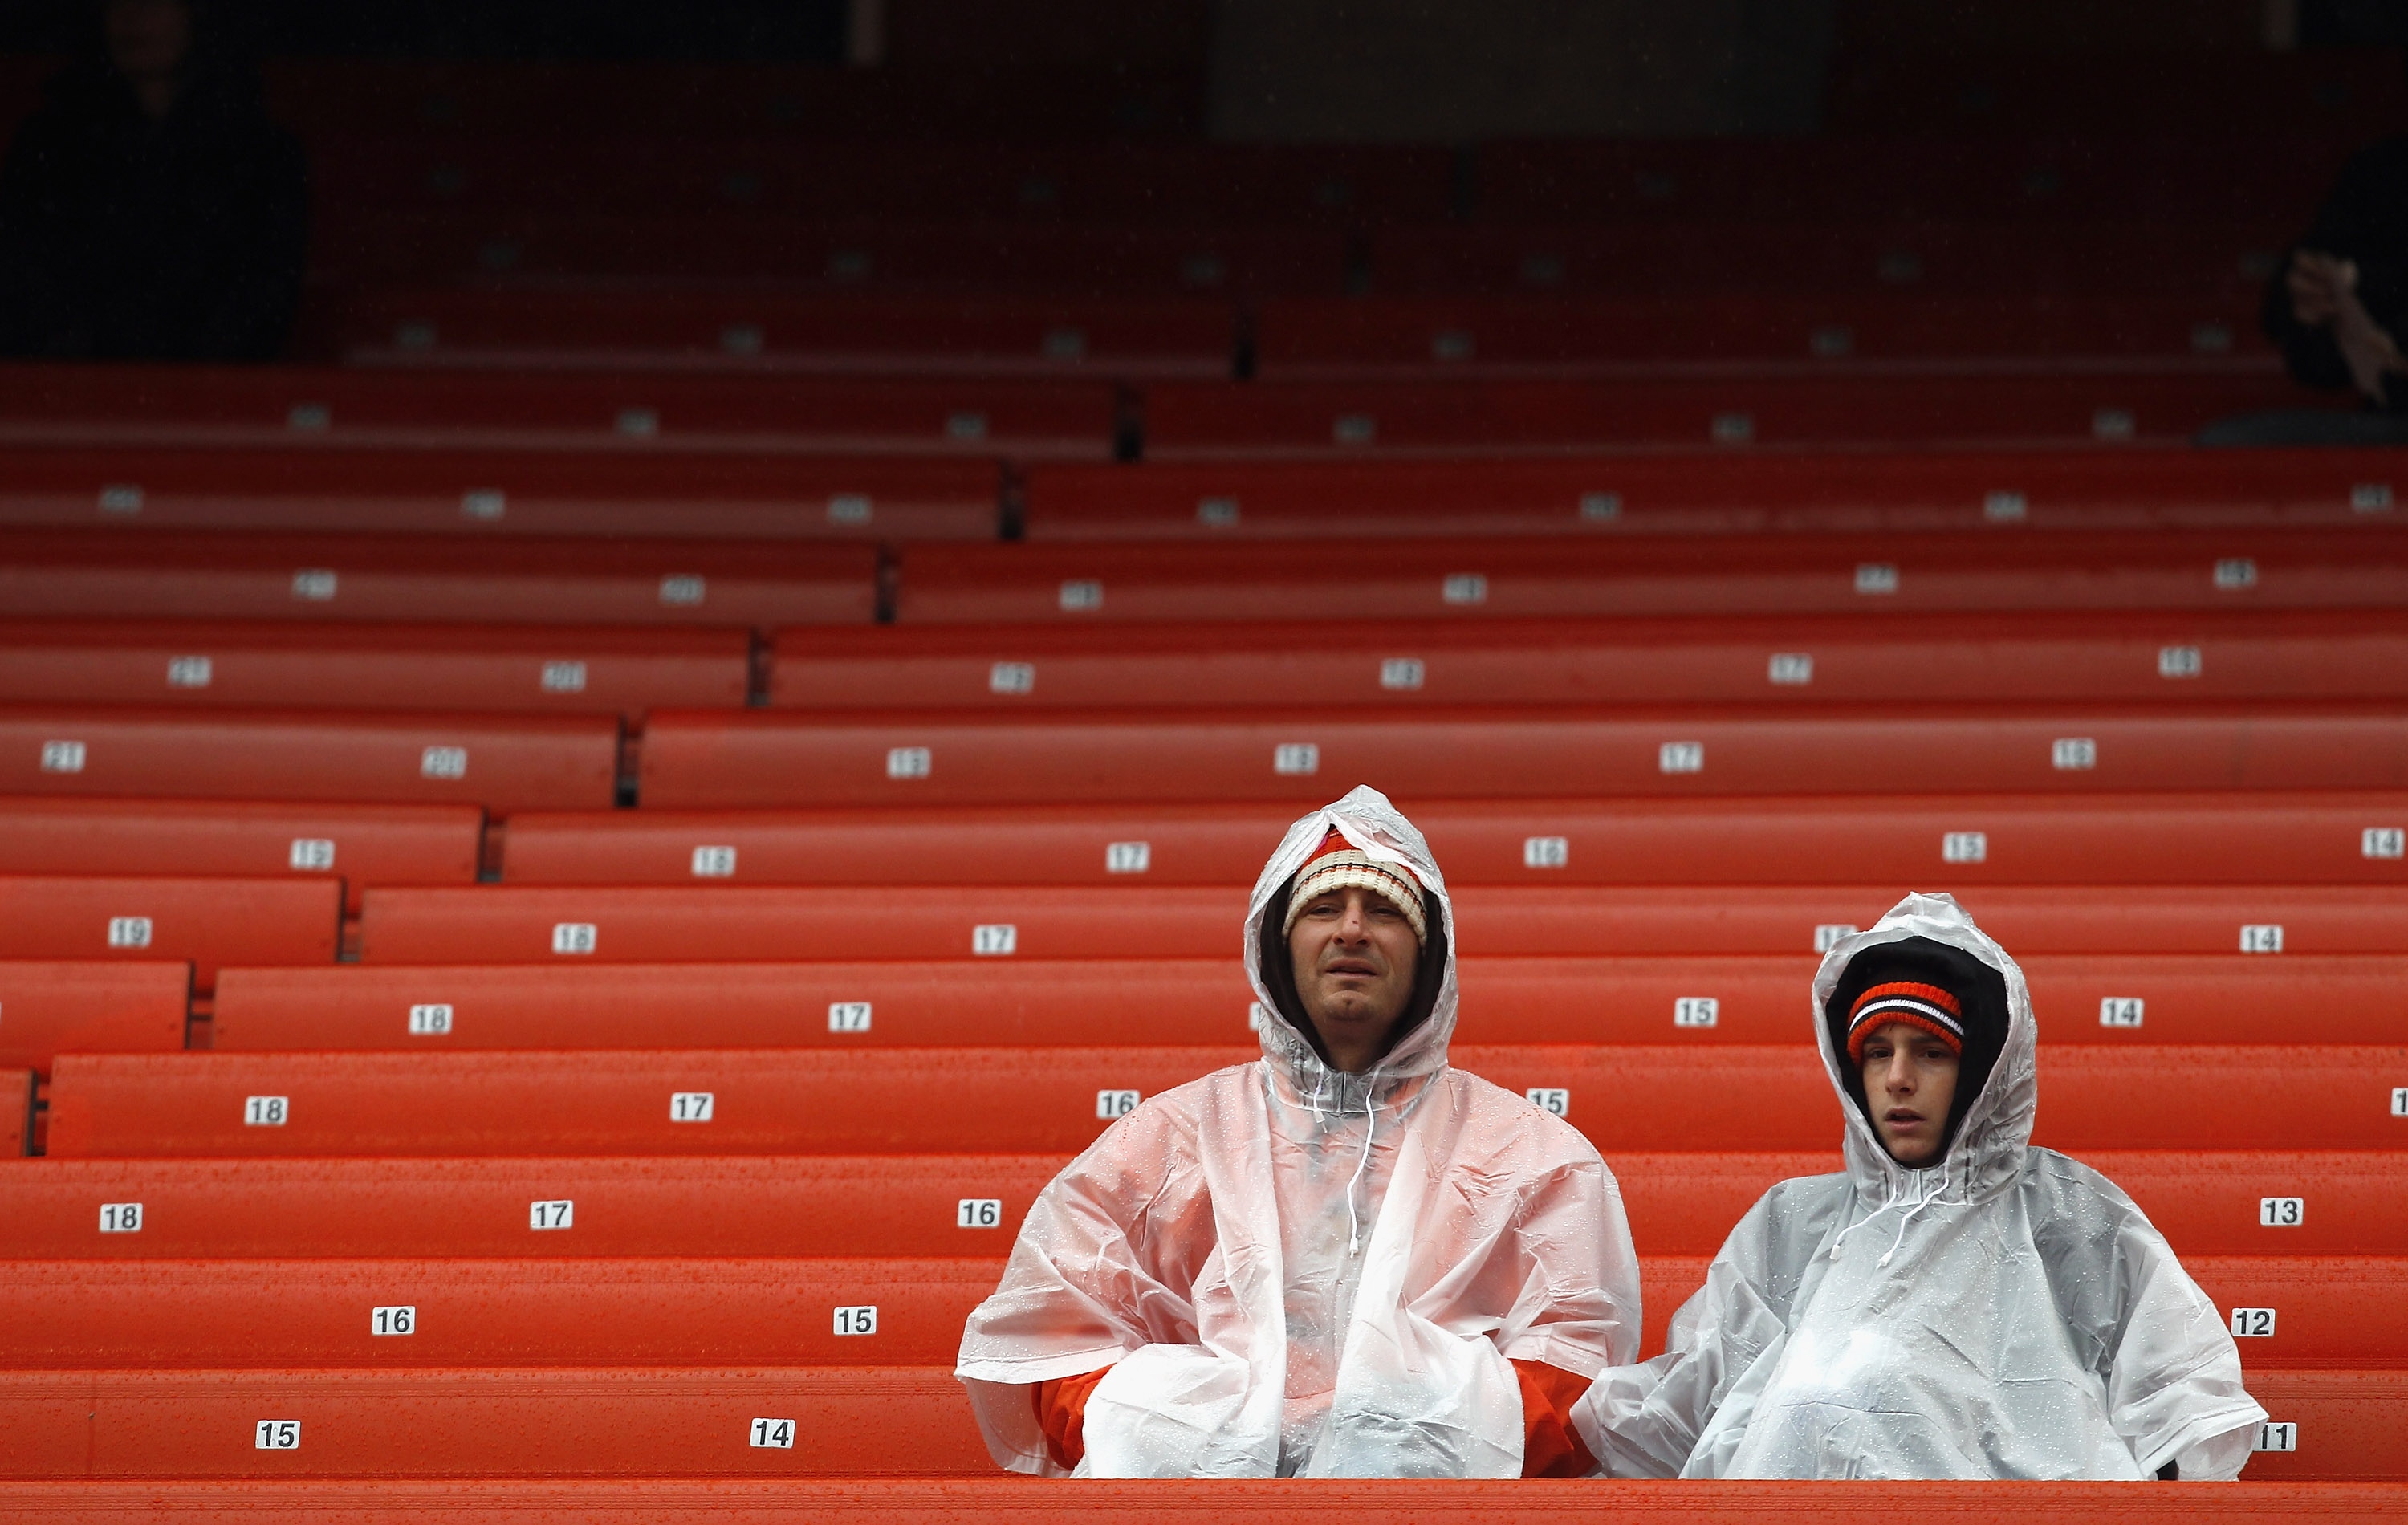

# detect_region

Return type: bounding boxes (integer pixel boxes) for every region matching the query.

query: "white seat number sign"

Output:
[669,1092,714,1123]
[372,1305,417,1336]
[1526,1088,1570,1116]
[958,1198,1003,1229]
[1096,1089,1140,1120]
[1674,998,1719,1029]
[2098,998,2143,1029]
[551,922,598,955]
[750,1417,795,1449]
[244,1096,287,1127]
[530,1199,573,1230]
[2259,1197,2304,1227]
[833,1305,877,1336]
[972,924,1017,956]
[1658,741,1704,775]
[255,1420,300,1450]
[828,1002,872,1033]
[408,1003,454,1035]
[100,1202,143,1233]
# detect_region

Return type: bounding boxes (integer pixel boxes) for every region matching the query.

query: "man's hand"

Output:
[2288,250,2356,325]
[2290,250,2404,401]
[2336,295,2406,401]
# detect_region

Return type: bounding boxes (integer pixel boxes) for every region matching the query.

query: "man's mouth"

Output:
[1885,1109,1926,1128]
[1326,960,1378,977]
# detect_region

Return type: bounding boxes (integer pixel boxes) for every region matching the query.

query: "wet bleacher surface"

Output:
[0,34,2403,1523]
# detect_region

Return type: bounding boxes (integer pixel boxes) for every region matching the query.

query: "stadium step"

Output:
[0,709,618,813]
[0,876,340,990]
[1137,373,2309,454]
[44,1045,2408,1158]
[0,962,188,1073]
[765,614,2408,710]
[206,953,2408,1052]
[353,885,2408,965]
[0,530,877,627]
[634,710,2408,808]
[0,621,749,718]
[5,1151,2398,1260]
[0,1255,2394,1370]
[0,798,480,913]
[495,795,2408,888]
[895,529,2408,624]
[0,1365,995,1478]
[0,1464,2398,1503]
[0,365,1110,474]
[1019,450,2400,541]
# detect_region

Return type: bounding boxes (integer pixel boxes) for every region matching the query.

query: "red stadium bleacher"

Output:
[204,953,2408,1052]
[0,876,337,990]
[765,616,2408,709]
[0,708,617,813]
[352,883,2408,964]
[1249,293,2271,376]
[893,530,2408,624]
[1018,450,2401,541]
[0,1367,999,1479]
[340,290,1239,380]
[0,961,188,1073]
[2,1254,2394,1372]
[0,797,479,912]
[637,710,2408,808]
[9,1150,2400,1259]
[0,621,749,718]
[499,794,2408,888]
[0,529,877,626]
[44,1045,2408,1158]
[0,364,1114,471]
[0,1069,27,1157]
[1138,373,2317,454]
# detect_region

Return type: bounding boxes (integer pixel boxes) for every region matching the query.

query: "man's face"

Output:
[1287,885,1418,1073]
[1858,1021,1959,1167]
[108,0,192,83]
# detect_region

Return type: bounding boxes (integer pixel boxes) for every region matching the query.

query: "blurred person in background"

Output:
[2265,132,2408,417]
[0,0,306,360]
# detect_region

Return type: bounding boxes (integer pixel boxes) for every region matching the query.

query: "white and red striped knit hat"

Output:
[1845,980,1966,1063]
[1281,828,1428,945]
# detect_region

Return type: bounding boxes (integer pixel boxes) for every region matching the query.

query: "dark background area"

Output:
[0,1,851,59]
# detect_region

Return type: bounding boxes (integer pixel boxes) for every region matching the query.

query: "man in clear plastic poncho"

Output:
[958,785,1642,1478]
[1572,893,2267,1481]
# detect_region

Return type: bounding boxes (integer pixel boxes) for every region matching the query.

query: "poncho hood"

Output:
[1812,893,2036,1207]
[1244,785,1457,1107]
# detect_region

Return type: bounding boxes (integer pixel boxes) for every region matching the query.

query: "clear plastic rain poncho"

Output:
[1572,893,2266,1481]
[958,785,1642,1478]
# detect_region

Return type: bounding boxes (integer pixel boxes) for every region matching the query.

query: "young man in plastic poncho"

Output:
[958,785,1642,1478]
[1572,893,2267,1481]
